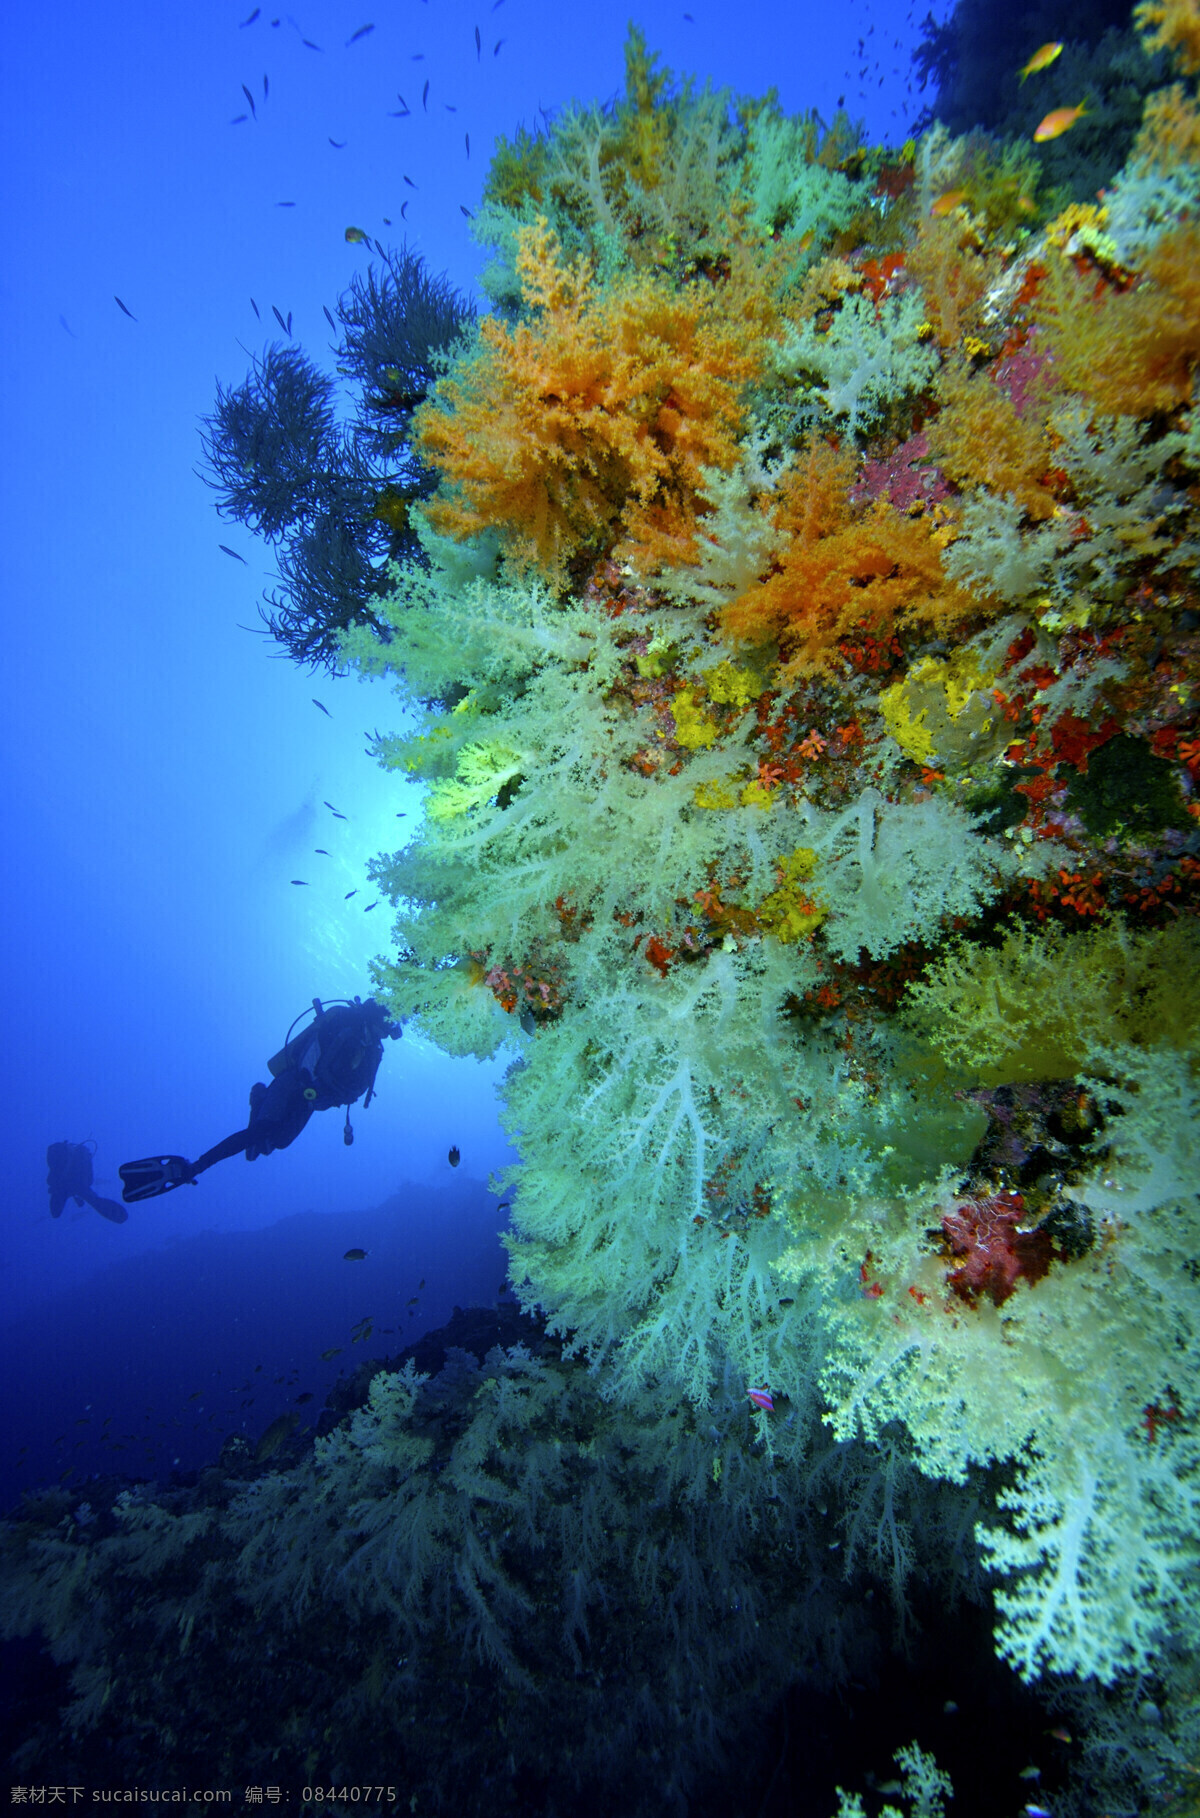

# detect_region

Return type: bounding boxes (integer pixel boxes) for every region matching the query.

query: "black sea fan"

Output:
[338,244,475,459]
[200,344,344,541]
[199,247,475,673]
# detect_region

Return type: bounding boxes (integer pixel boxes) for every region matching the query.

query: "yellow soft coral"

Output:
[1034,224,1200,418]
[670,686,720,749]
[755,848,827,941]
[1135,0,1200,73]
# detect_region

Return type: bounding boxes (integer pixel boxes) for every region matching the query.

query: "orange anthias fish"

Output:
[1019,41,1063,82]
[931,188,968,216]
[1034,103,1087,141]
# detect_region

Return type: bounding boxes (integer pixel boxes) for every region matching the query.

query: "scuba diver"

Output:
[119,996,401,1203]
[46,1139,128,1224]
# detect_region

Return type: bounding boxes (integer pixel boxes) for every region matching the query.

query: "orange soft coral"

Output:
[412,218,766,587]
[1034,224,1200,419]
[718,438,977,679]
[924,355,1058,521]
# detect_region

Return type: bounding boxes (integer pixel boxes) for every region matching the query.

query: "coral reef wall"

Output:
[344,21,1200,1688]
[6,19,1200,1813]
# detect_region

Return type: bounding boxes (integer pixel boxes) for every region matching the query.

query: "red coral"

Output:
[941,1190,1055,1306]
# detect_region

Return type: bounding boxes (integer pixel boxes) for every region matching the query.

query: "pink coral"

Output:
[941,1190,1055,1306]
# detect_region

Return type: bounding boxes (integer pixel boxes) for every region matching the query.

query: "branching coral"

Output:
[203,20,1200,1710]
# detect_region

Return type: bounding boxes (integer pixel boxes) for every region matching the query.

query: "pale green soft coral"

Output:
[834,1743,953,1818]
[739,107,870,249]
[426,739,528,821]
[901,919,1200,1086]
[790,1040,1200,1682]
[774,289,939,440]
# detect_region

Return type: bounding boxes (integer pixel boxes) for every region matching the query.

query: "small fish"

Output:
[263,73,269,98]
[343,1247,368,1261]
[242,83,257,117]
[312,697,332,715]
[1033,103,1086,142]
[1046,1728,1072,1744]
[475,24,480,57]
[1019,41,1063,82]
[320,1346,342,1360]
[323,799,341,813]
[347,23,374,45]
[324,305,337,330]
[931,188,967,216]
[494,38,505,54]
[1023,1808,1052,1818]
[272,304,288,331]
[250,297,260,318]
[290,878,308,886]
[301,39,322,52]
[276,200,296,207]
[232,113,249,124]
[778,1297,795,1308]
[344,889,357,899]
[401,200,409,219]
[407,1296,419,1306]
[218,544,248,563]
[240,7,260,23]
[403,174,416,188]
[465,132,470,157]
[419,1279,425,1289]
[422,78,429,109]
[363,901,379,912]
[114,296,137,320]
[448,1145,461,1167]
[331,810,347,820]
[747,1387,774,1412]
[460,205,473,218]
[287,310,292,333]
[314,848,330,855]
[330,138,348,149]
[59,314,76,336]
[1018,1766,1041,1781]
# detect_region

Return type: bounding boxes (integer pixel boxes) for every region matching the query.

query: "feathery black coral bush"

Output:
[198,247,475,671]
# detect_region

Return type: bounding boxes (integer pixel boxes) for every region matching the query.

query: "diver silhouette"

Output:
[119,997,401,1202]
[47,1139,129,1224]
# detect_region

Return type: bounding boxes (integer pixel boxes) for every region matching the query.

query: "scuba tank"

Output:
[268,997,399,1142]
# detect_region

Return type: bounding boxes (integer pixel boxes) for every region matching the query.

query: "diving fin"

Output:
[84,1190,129,1224]
[118,1155,197,1203]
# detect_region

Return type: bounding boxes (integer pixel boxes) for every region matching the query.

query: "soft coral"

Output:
[413,218,765,586]
[941,1190,1055,1306]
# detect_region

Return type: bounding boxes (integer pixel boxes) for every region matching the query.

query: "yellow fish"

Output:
[1019,41,1063,82]
[931,188,967,216]
[1034,103,1087,142]
[344,226,368,243]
